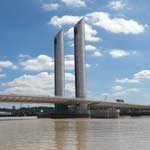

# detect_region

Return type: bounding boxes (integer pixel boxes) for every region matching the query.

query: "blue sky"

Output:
[0,0,150,106]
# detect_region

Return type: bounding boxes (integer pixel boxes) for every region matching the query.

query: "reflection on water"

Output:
[0,117,150,150]
[54,120,88,150]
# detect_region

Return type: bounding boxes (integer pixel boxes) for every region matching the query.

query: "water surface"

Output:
[0,117,150,150]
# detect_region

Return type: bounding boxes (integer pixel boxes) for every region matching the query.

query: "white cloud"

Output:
[112,88,139,96]
[86,64,91,68]
[49,15,81,27]
[109,49,130,58]
[65,82,75,96]
[61,0,86,8]
[115,78,139,83]
[0,60,17,69]
[64,55,74,70]
[102,86,139,98]
[65,28,74,38]
[86,45,97,52]
[115,70,150,84]
[41,0,86,11]
[65,72,75,81]
[134,70,150,79]
[20,54,91,72]
[0,74,6,78]
[112,85,124,91]
[50,12,145,35]
[67,41,74,48]
[64,54,91,70]
[65,23,101,42]
[20,55,54,71]
[42,3,60,11]
[108,0,127,10]
[127,88,139,92]
[2,72,75,96]
[18,54,31,59]
[85,24,101,42]
[2,72,54,96]
[85,45,102,57]
[86,12,145,34]
[92,51,102,57]
[50,15,101,42]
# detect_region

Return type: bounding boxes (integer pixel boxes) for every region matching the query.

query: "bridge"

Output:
[0,94,150,110]
[1,19,150,118]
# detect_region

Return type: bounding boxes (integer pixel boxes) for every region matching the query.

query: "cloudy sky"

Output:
[0,0,150,106]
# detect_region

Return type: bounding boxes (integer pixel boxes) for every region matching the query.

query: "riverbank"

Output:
[0,116,37,121]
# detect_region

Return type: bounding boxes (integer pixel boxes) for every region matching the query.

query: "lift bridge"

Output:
[0,19,150,118]
[0,94,150,110]
[0,94,150,118]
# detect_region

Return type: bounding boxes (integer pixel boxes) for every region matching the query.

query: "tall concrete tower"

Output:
[54,30,64,96]
[54,30,67,111]
[74,18,87,99]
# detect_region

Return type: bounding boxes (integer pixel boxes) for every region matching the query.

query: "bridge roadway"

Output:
[0,94,150,110]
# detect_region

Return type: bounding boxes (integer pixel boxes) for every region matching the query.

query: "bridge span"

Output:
[0,94,150,110]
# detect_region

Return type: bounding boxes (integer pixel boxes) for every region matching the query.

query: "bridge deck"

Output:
[0,95,150,110]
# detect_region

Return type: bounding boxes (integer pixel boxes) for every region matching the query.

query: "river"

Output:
[0,117,150,150]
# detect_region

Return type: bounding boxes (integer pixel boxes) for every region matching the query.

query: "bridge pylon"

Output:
[54,30,68,113]
[53,19,90,118]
